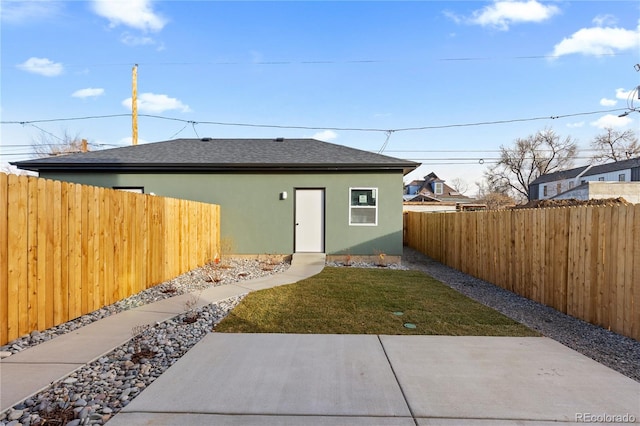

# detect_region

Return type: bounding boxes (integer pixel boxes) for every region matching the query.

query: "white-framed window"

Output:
[543,185,548,196]
[113,186,144,194]
[598,177,605,181]
[619,173,626,181]
[349,187,377,226]
[434,182,443,195]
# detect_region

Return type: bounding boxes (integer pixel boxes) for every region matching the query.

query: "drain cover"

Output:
[403,323,417,329]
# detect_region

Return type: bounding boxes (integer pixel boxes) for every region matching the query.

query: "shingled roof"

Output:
[13,138,418,174]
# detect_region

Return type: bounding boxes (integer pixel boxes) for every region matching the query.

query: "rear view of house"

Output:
[14,138,418,258]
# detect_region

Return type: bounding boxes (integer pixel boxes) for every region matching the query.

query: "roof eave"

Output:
[13,162,417,174]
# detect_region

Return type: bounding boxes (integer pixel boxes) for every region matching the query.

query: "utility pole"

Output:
[132,64,138,145]
[81,139,88,152]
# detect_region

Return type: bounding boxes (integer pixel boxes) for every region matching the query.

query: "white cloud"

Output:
[551,24,640,57]
[599,98,617,107]
[590,114,632,129]
[312,130,338,142]
[469,0,560,31]
[17,57,63,76]
[592,14,617,27]
[566,121,585,128]
[92,0,167,32]
[1,0,62,24]
[72,88,105,99]
[120,32,155,46]
[120,32,165,50]
[122,93,191,113]
[616,88,633,100]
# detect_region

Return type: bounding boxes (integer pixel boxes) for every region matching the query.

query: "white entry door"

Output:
[295,189,325,253]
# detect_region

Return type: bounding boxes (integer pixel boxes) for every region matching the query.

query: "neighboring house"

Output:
[403,172,483,212]
[13,138,418,257]
[529,157,640,202]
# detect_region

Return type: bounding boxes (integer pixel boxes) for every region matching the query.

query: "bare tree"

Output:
[449,177,469,194]
[474,181,516,210]
[32,130,88,158]
[589,127,639,164]
[484,128,578,202]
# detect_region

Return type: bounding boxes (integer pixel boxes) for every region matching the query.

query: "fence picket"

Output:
[0,173,8,344]
[27,177,39,333]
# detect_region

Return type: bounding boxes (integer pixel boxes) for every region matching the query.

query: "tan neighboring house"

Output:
[528,157,640,203]
[403,172,485,212]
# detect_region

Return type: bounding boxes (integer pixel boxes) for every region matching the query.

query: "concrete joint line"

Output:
[377,335,419,426]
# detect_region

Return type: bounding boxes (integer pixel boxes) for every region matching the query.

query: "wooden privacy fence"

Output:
[404,206,639,341]
[0,174,220,346]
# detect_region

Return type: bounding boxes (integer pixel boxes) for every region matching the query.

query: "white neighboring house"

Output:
[528,157,640,203]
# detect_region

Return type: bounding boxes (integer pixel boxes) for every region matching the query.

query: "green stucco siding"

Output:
[41,171,405,255]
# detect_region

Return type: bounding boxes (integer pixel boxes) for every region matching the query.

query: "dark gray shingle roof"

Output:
[530,157,640,185]
[13,138,418,174]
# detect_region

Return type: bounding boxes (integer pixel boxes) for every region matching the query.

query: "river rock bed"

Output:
[0,258,288,426]
[0,258,289,357]
[0,298,244,426]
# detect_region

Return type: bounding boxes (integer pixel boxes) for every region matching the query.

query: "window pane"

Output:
[351,189,376,206]
[350,207,376,224]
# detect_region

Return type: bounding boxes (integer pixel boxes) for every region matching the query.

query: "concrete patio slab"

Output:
[380,336,640,423]
[0,363,84,410]
[116,333,411,418]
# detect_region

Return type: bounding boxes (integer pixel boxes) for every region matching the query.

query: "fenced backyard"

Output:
[404,206,639,341]
[0,174,220,346]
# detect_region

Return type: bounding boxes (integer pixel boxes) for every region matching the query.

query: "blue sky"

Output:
[1,0,639,190]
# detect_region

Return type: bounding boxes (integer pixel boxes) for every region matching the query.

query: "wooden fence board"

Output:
[7,175,27,341]
[44,179,55,329]
[614,205,627,335]
[52,180,64,325]
[59,180,70,324]
[27,177,39,333]
[623,205,635,337]
[102,188,113,306]
[0,173,8,344]
[631,204,640,340]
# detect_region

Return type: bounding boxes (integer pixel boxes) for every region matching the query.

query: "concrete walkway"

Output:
[0,253,326,413]
[2,253,639,425]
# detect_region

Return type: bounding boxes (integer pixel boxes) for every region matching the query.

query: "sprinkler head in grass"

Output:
[403,323,417,329]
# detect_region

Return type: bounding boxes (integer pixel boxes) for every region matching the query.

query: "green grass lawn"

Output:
[215,267,538,336]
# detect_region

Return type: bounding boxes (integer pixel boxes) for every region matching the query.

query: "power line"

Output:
[2,52,630,70]
[1,108,629,135]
